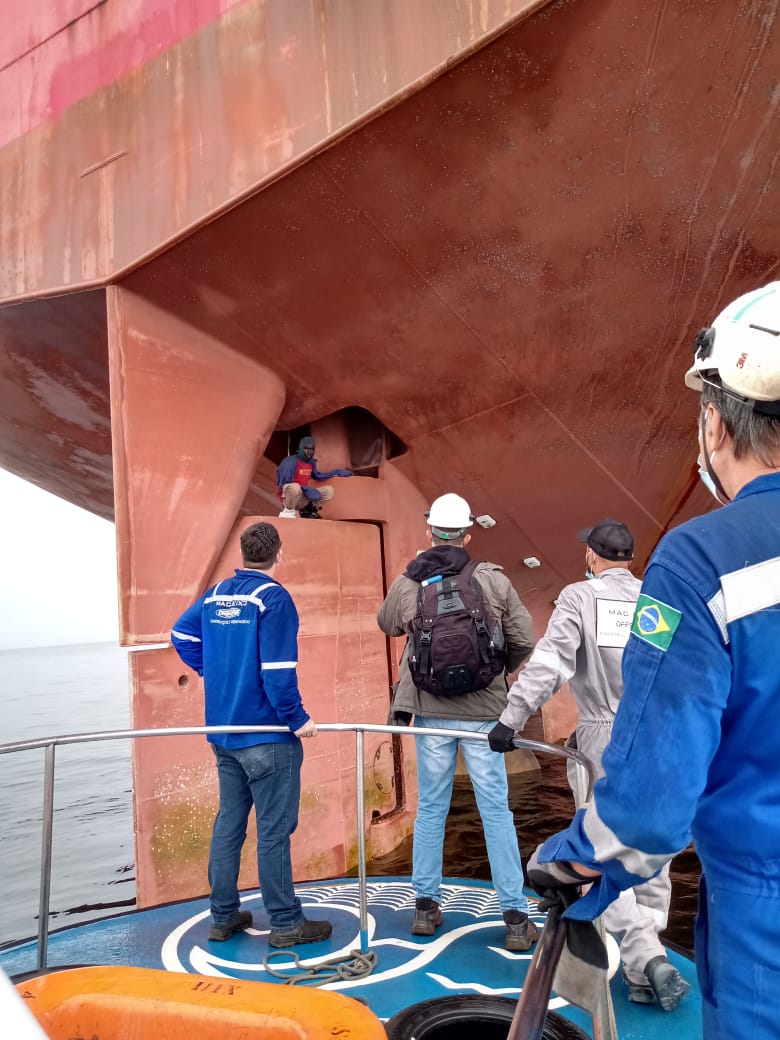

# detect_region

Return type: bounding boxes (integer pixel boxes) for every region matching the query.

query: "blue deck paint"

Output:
[1,877,699,1034]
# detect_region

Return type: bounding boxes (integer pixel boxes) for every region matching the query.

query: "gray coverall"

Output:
[499,567,672,987]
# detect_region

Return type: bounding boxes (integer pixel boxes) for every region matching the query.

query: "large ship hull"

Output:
[2,0,778,899]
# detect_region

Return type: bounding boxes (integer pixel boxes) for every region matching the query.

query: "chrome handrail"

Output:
[0,724,596,974]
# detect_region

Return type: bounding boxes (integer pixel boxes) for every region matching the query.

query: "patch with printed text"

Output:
[631,594,682,651]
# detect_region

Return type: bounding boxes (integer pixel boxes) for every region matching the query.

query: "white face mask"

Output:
[697,409,730,506]
[697,459,721,502]
[697,452,731,505]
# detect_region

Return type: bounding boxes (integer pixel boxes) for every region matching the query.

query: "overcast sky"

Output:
[0,469,119,650]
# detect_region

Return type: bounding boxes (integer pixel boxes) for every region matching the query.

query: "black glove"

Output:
[526,844,592,901]
[488,720,516,753]
[388,708,413,727]
[526,846,607,1013]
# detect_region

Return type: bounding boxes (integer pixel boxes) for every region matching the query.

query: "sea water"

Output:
[0,643,135,945]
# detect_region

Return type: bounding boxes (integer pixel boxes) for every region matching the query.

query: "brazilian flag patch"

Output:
[631,594,682,652]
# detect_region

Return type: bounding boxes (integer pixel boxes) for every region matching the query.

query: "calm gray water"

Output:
[0,643,135,945]
[0,643,698,953]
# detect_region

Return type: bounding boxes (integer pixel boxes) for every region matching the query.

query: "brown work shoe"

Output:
[268,916,333,949]
[503,910,539,951]
[411,897,442,936]
[208,910,253,941]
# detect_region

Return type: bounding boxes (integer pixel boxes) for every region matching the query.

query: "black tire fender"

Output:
[384,994,591,1040]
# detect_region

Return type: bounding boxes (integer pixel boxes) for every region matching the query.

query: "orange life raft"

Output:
[16,965,387,1039]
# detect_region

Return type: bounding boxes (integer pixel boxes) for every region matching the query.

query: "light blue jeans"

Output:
[412,716,529,913]
[208,740,303,931]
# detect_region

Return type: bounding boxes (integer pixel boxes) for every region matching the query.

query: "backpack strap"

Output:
[463,559,482,594]
[416,580,435,676]
[463,560,498,663]
[438,574,465,614]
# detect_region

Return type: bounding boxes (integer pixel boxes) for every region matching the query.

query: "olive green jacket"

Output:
[377,560,535,720]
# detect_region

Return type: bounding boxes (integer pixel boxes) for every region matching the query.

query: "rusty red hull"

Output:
[1,0,778,902]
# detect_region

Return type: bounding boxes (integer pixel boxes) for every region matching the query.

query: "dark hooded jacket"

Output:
[377,545,535,720]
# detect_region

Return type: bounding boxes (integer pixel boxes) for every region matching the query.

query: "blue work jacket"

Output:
[539,472,780,918]
[171,570,309,747]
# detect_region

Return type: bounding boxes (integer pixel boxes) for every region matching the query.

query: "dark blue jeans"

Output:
[208,740,303,930]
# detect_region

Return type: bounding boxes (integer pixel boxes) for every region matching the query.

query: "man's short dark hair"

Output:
[240,522,281,568]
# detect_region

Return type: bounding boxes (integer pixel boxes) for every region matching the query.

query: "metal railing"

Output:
[0,723,596,974]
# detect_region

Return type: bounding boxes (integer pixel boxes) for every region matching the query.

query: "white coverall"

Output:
[499,567,671,986]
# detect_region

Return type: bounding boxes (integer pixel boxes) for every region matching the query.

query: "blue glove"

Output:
[335,469,352,477]
[302,486,323,501]
[488,721,516,753]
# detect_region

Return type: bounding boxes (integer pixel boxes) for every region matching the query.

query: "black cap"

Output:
[578,519,634,562]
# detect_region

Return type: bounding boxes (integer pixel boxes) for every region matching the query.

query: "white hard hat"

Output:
[425,493,475,533]
[685,282,780,415]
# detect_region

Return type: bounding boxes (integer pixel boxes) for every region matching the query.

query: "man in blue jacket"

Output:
[529,283,780,1038]
[276,436,352,518]
[171,521,332,948]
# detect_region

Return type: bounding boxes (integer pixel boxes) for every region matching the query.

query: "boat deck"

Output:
[2,876,700,1035]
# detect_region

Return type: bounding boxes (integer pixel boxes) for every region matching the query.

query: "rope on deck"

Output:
[263,948,378,986]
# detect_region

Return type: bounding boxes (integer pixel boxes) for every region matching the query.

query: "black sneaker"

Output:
[268,916,333,949]
[208,910,253,941]
[503,910,539,951]
[645,956,691,1011]
[411,897,442,936]
[622,970,656,1004]
[299,504,323,519]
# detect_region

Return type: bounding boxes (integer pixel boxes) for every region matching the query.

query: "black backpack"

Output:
[408,561,507,695]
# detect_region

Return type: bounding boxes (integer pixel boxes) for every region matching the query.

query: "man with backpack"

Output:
[377,493,537,950]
